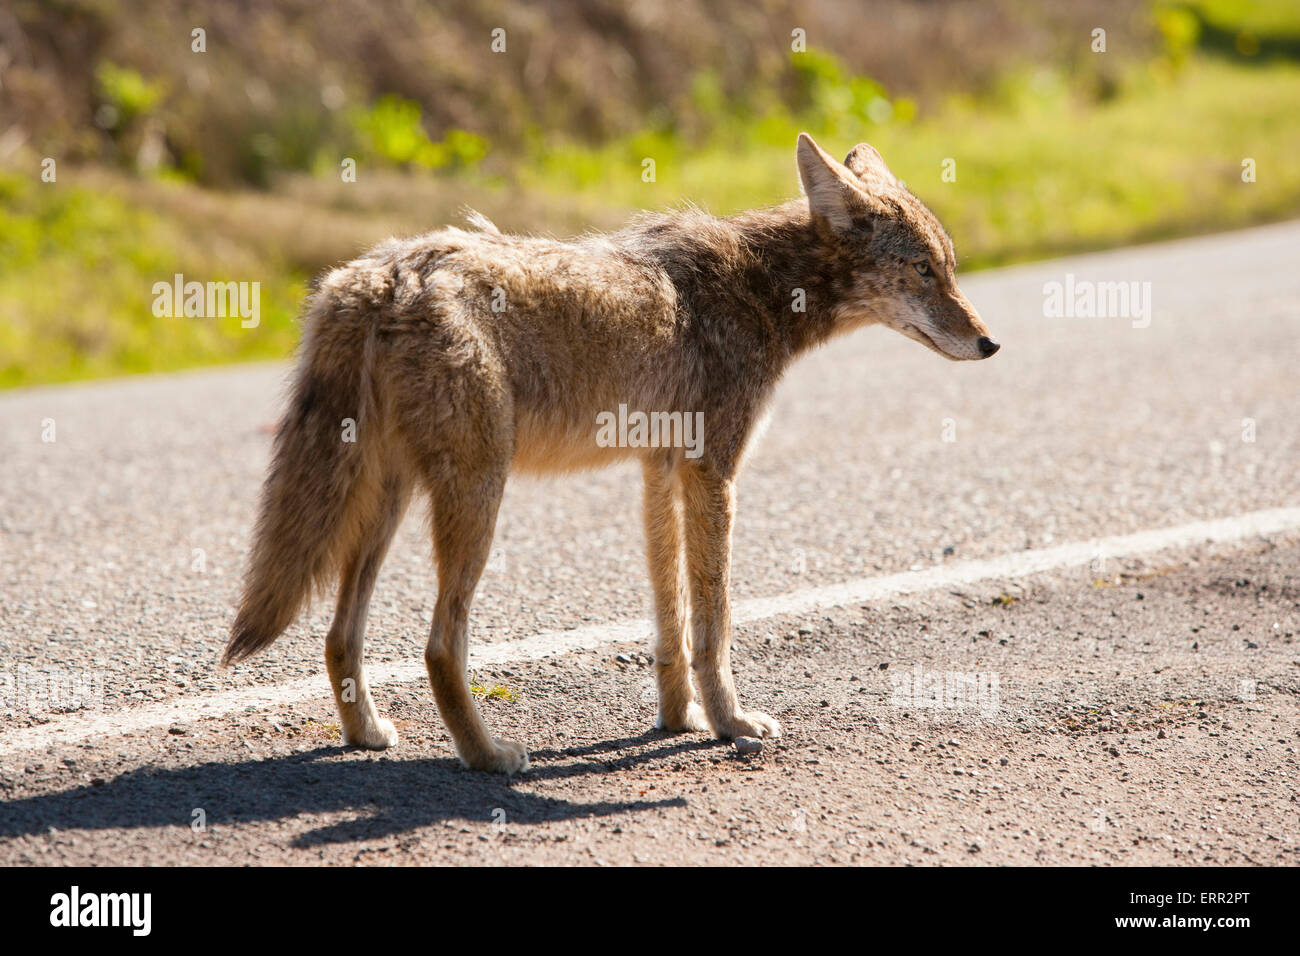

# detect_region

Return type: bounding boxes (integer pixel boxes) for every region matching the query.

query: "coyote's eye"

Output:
[913,261,933,278]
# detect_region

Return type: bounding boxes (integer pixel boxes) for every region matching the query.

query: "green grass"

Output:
[1173,0,1300,37]
[470,683,518,703]
[2,53,1298,389]
[521,56,1300,269]
[0,171,306,388]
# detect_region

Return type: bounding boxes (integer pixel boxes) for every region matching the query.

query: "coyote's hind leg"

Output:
[423,462,529,774]
[325,473,411,749]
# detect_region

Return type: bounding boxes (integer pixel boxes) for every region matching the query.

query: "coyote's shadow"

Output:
[0,731,714,848]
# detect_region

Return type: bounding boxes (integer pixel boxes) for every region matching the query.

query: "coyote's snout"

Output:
[225,133,998,773]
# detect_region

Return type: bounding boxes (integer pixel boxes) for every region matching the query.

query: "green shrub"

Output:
[353,95,488,170]
[94,62,166,129]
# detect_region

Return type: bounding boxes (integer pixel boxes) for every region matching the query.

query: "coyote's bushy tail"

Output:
[223,291,381,665]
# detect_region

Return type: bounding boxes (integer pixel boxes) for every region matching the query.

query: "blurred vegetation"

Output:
[1,0,1298,386]
[529,56,1300,269]
[353,96,488,171]
[0,169,304,386]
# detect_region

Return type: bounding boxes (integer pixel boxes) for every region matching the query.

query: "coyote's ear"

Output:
[844,143,898,188]
[796,132,862,231]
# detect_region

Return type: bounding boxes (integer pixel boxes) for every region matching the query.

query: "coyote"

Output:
[224,133,999,773]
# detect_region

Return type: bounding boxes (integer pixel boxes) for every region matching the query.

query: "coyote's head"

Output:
[797,132,998,361]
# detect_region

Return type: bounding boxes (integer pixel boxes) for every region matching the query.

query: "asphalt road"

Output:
[1,221,1297,864]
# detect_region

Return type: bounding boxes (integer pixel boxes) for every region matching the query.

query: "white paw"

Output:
[715,710,781,740]
[462,738,530,775]
[344,717,399,749]
[656,700,710,733]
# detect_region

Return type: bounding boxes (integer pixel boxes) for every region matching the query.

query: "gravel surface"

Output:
[0,536,1295,865]
[1,221,1298,864]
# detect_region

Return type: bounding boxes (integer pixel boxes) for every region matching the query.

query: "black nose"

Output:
[977,336,1000,358]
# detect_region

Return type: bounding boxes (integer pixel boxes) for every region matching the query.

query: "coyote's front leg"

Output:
[679,464,781,740]
[642,455,708,732]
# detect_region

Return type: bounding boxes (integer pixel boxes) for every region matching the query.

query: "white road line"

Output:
[3,506,1298,756]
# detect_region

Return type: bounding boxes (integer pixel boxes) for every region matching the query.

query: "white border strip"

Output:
[4,506,1297,756]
